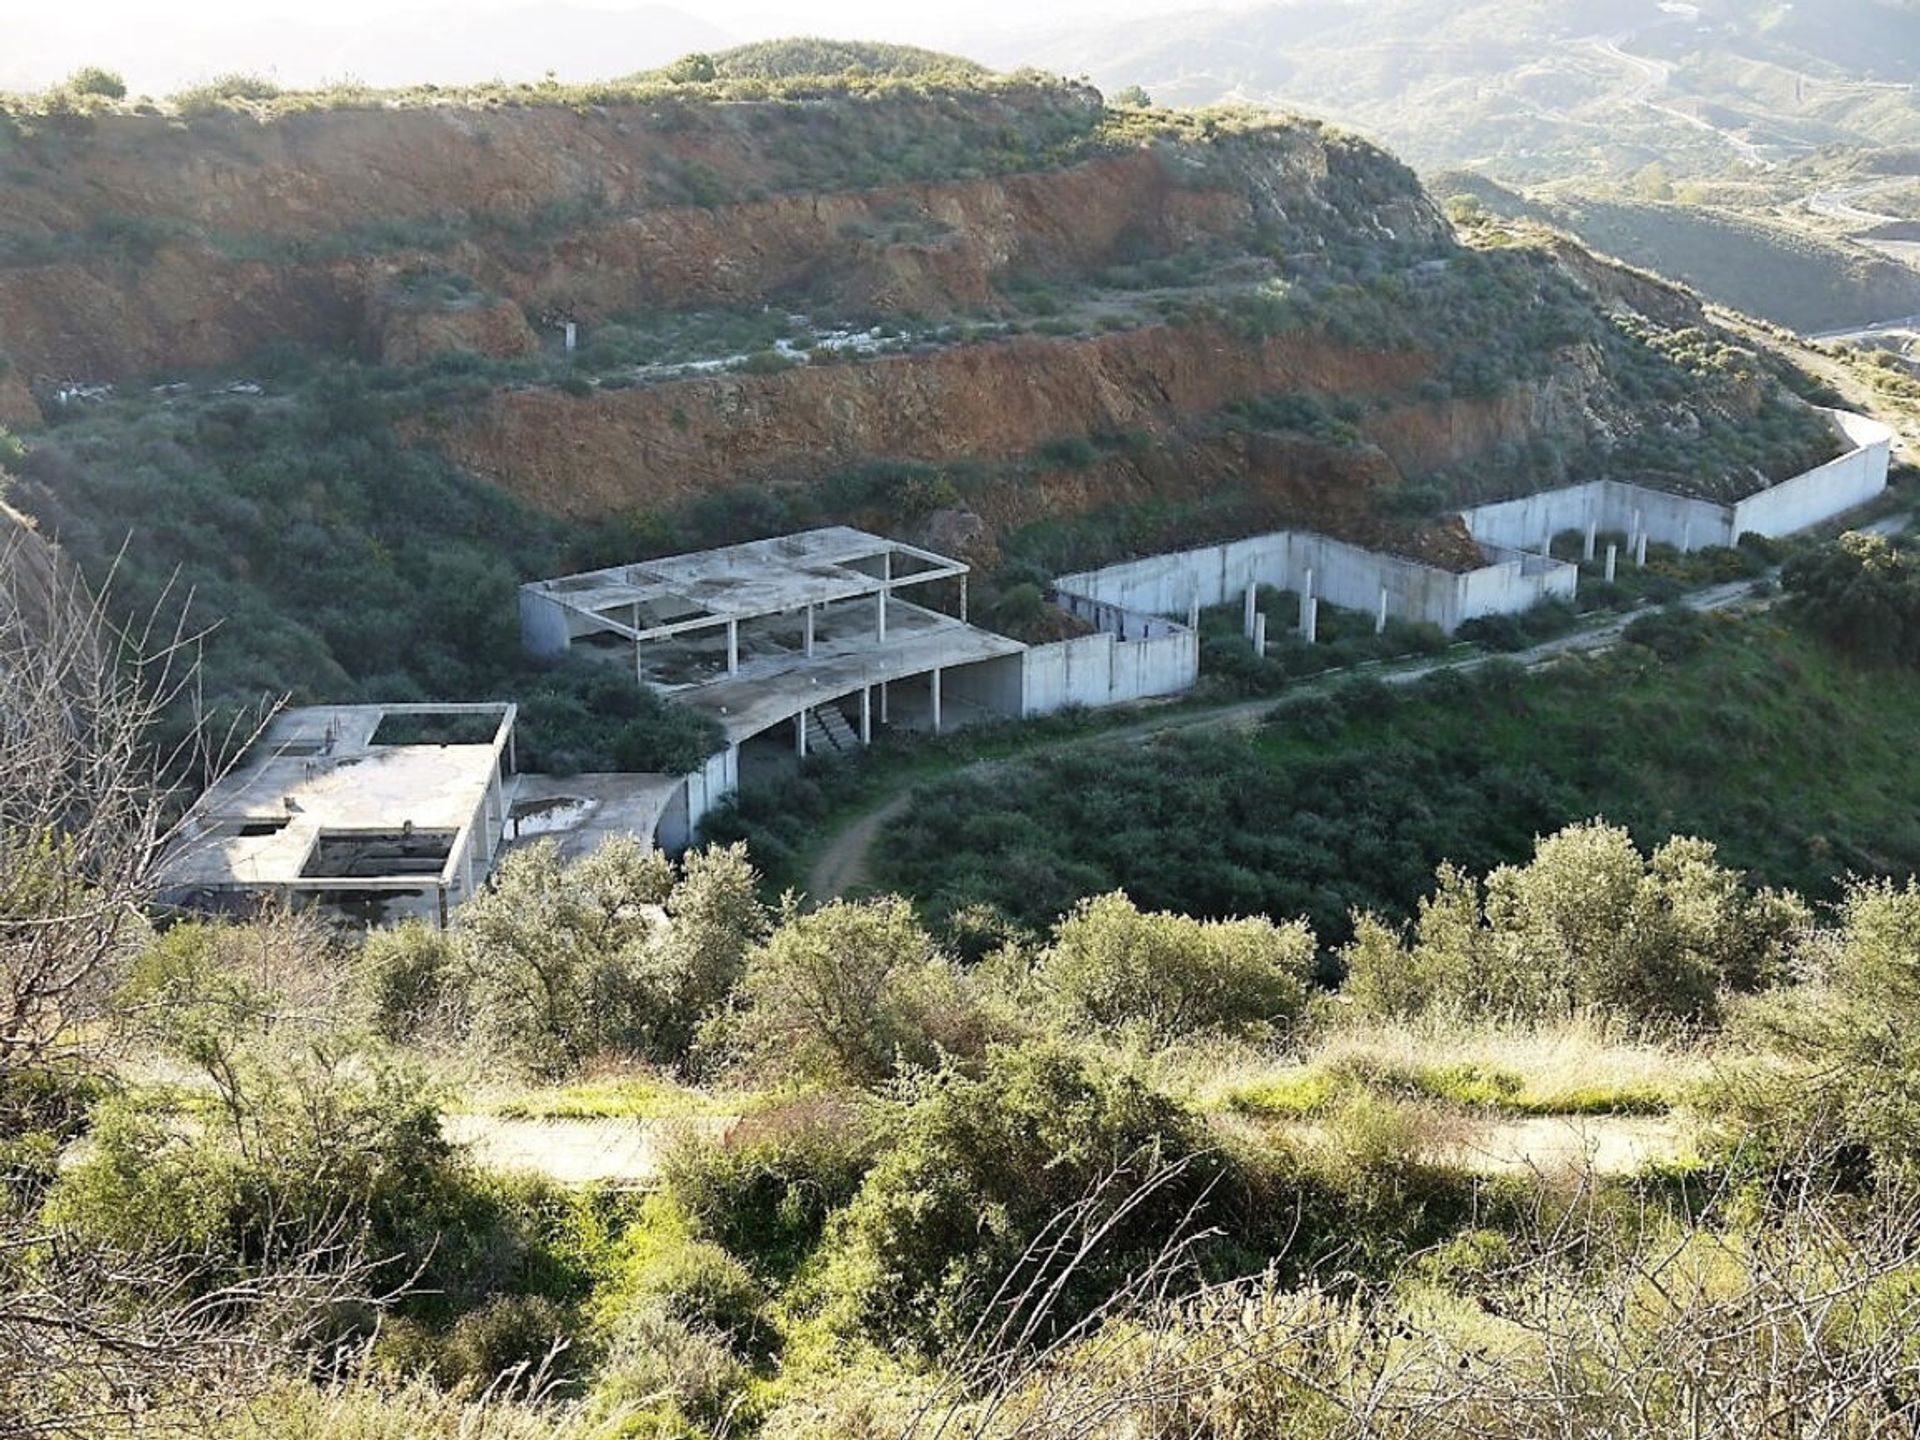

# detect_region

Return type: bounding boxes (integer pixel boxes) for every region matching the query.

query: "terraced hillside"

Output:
[0,58,1845,741]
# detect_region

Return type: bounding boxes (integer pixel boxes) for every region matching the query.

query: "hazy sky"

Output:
[3,0,1222,92]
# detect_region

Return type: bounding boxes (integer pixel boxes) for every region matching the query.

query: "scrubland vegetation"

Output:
[3,361,720,774]
[9,526,1920,1438]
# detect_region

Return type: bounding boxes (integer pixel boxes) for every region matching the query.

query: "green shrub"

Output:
[452,839,763,1075]
[664,1094,877,1277]
[708,897,983,1087]
[1037,435,1098,469]
[66,67,127,100]
[363,921,456,1042]
[437,1294,573,1390]
[808,1046,1219,1354]
[1784,530,1920,668]
[1038,891,1315,1044]
[1342,822,1807,1027]
[1624,605,1711,662]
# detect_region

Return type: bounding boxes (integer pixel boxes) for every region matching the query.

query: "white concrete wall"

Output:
[662,744,739,852]
[944,653,1028,717]
[1458,547,1579,622]
[1459,409,1894,555]
[1020,630,1197,715]
[1051,530,1570,635]
[519,588,574,657]
[1460,481,1737,554]
[1731,410,1892,538]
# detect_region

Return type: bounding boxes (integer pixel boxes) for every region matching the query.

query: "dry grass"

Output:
[214,1378,626,1440]
[1197,1011,1710,1120]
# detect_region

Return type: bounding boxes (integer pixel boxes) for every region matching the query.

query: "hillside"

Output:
[991,0,1920,180]
[1439,172,1920,333]
[0,66,1844,742]
[986,0,1920,333]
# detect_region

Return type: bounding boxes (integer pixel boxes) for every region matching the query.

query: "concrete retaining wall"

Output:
[944,653,1027,716]
[1460,409,1893,556]
[1051,529,1574,634]
[1731,410,1893,537]
[1020,629,1197,715]
[1459,481,1737,554]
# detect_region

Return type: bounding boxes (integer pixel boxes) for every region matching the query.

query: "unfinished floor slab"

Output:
[164,703,517,925]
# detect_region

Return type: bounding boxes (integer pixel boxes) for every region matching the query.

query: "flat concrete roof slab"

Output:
[165,704,513,891]
[527,527,966,637]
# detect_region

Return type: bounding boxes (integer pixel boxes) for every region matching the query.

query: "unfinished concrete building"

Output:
[520,527,1196,844]
[522,527,1030,747]
[164,703,518,925]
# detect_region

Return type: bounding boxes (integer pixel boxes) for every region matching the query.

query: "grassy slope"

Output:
[872,615,1920,943]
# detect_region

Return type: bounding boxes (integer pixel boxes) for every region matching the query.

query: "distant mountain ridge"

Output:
[3,5,731,95]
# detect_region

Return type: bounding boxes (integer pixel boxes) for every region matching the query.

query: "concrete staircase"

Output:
[806,704,861,755]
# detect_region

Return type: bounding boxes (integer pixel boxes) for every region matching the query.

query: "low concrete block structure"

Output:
[164,703,517,925]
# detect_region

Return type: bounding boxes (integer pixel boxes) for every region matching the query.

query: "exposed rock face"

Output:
[0,369,40,430]
[0,94,1444,381]
[428,321,1438,514]
[371,293,540,366]
[0,86,1803,587]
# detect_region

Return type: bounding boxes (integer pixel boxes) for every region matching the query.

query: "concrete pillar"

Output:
[634,636,644,683]
[1187,594,1200,630]
[930,668,943,735]
[804,605,815,658]
[1301,596,1319,645]
[1543,524,1554,559]
[1377,587,1390,636]
[1243,582,1258,640]
[881,681,890,724]
[860,685,872,745]
[1583,522,1597,562]
[1635,532,1649,569]
[876,590,888,642]
[959,576,968,624]
[563,321,577,352]
[1302,568,1315,609]
[796,710,808,758]
[726,620,739,676]
[1253,612,1267,657]
[1605,543,1618,583]
[1681,518,1693,555]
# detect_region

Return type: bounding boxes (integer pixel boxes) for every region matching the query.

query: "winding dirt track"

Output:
[802,572,1782,905]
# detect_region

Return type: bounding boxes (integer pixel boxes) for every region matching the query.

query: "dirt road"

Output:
[801,570,1793,904]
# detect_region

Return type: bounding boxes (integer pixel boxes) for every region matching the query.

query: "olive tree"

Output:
[1038,892,1315,1044]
